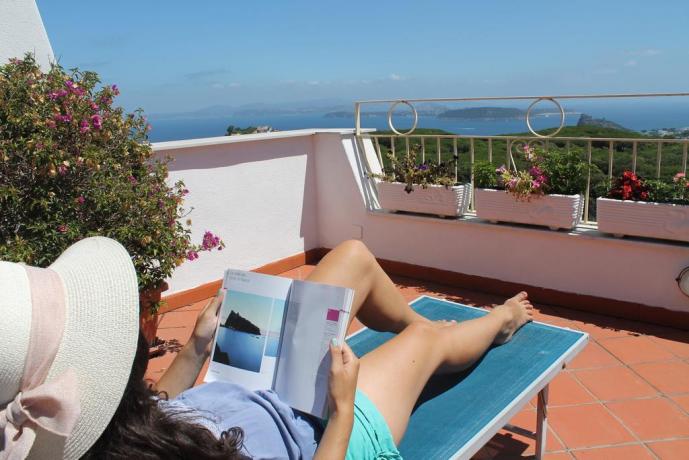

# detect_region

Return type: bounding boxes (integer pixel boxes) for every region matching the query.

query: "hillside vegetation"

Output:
[372,126,685,183]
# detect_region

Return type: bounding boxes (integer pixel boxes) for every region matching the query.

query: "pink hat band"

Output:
[0,267,81,460]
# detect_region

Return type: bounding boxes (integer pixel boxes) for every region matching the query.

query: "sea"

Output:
[216,326,265,373]
[147,103,689,143]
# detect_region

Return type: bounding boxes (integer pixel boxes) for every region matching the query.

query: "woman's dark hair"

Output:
[83,333,246,459]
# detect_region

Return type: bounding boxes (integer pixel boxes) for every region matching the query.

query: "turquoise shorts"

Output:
[346,389,403,460]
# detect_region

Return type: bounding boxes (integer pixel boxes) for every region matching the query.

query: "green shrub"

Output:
[0,54,223,300]
[473,161,500,189]
[540,149,598,196]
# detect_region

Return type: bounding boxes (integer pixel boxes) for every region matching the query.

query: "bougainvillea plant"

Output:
[372,145,458,193]
[0,54,223,308]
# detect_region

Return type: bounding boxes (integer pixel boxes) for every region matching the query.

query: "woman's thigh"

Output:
[356,322,443,444]
[305,241,373,328]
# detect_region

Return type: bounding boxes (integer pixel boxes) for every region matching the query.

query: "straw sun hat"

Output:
[0,237,140,459]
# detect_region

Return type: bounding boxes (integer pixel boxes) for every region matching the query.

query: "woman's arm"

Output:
[314,340,359,460]
[154,291,224,399]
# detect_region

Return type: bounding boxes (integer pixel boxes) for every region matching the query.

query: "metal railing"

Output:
[353,93,689,224]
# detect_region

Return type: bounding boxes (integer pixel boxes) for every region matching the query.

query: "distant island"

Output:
[438,107,527,119]
[576,113,630,131]
[324,108,445,119]
[224,310,261,335]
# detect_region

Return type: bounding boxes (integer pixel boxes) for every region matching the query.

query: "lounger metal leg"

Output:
[535,385,549,460]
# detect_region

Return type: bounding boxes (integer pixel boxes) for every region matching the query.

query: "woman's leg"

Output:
[306,240,428,332]
[357,292,534,444]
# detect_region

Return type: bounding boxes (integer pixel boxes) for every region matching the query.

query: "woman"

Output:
[0,238,532,459]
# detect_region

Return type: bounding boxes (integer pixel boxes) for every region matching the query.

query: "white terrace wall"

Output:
[153,131,330,294]
[314,134,689,314]
[0,0,53,69]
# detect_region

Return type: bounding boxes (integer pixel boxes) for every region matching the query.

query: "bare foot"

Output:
[492,292,534,344]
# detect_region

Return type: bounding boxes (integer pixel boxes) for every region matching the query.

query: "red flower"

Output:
[622,184,632,199]
[608,170,649,202]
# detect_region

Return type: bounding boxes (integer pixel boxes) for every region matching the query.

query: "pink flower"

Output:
[48,89,69,100]
[75,196,85,205]
[46,120,56,129]
[90,114,102,130]
[90,101,99,111]
[186,250,199,261]
[111,84,120,96]
[523,145,536,161]
[128,175,138,185]
[529,166,543,177]
[54,114,72,123]
[496,165,507,175]
[674,172,686,183]
[65,80,77,90]
[79,120,90,133]
[57,224,68,233]
[58,164,68,175]
[202,231,221,250]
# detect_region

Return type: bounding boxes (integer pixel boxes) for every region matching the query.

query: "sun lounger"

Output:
[346,296,588,460]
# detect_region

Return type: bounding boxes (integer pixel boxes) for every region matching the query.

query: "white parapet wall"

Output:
[0,0,53,68]
[155,129,689,313]
[153,130,353,294]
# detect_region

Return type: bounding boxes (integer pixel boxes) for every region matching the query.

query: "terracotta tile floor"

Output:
[147,265,689,459]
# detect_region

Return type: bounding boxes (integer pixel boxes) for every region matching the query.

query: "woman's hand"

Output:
[191,289,225,357]
[314,340,359,460]
[327,340,359,416]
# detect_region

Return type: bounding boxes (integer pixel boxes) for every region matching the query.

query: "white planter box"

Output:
[596,198,689,242]
[475,188,583,230]
[376,182,471,217]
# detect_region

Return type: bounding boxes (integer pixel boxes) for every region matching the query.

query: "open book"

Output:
[204,269,354,419]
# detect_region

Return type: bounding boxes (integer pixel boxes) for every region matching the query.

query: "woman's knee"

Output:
[402,321,438,342]
[333,239,375,267]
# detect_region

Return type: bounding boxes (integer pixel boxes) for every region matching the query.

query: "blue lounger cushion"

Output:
[347,296,587,459]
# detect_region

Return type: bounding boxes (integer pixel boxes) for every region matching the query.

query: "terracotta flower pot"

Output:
[139,281,169,346]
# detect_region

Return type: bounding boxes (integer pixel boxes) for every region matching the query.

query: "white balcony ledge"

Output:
[151,128,375,152]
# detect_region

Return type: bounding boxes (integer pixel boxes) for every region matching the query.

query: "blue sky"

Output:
[222,291,273,334]
[36,1,688,114]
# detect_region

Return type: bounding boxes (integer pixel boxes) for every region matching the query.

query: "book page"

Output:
[204,270,292,391]
[273,279,353,418]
